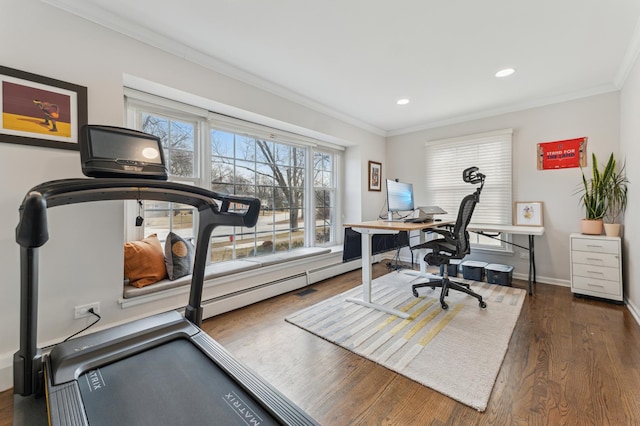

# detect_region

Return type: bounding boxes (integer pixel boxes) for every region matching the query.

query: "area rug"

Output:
[285,271,526,411]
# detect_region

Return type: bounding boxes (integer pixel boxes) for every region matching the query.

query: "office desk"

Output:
[467,223,545,295]
[344,220,452,318]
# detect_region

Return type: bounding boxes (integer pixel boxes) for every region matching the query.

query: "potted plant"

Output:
[603,158,628,237]
[576,153,615,235]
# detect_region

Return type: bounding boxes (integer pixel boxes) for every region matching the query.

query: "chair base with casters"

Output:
[411,251,487,310]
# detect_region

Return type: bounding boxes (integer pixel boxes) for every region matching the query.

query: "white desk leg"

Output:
[419,230,428,274]
[361,232,373,302]
[346,231,410,319]
[401,230,441,282]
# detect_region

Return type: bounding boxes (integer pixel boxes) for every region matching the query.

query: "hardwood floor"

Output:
[2,263,640,425]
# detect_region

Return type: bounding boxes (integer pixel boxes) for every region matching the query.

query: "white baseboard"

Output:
[627,298,640,327]
[0,356,12,392]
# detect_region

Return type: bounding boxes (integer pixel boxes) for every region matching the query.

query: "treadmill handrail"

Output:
[14,178,260,397]
[16,178,260,248]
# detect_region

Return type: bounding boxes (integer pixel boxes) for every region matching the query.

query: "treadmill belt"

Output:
[78,339,279,425]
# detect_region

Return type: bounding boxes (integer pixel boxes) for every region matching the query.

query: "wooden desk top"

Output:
[344,220,452,232]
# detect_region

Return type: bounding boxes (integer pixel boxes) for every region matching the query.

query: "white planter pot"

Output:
[604,223,622,237]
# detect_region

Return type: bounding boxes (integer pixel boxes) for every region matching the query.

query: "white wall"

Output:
[0,0,385,390]
[620,52,640,322]
[386,92,621,285]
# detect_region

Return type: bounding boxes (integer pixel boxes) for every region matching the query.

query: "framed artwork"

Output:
[0,65,87,151]
[514,201,543,226]
[368,161,382,191]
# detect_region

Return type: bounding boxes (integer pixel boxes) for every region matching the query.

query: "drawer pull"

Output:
[586,244,604,248]
[587,271,604,275]
[586,258,604,262]
[587,283,605,288]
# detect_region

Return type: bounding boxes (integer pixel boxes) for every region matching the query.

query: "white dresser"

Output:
[570,233,623,302]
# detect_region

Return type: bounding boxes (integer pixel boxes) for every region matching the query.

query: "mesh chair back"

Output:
[451,192,479,256]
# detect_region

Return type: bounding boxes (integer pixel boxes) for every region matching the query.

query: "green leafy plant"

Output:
[604,159,628,223]
[576,153,616,220]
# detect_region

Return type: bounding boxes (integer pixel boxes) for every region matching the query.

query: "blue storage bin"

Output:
[461,260,488,281]
[485,263,514,286]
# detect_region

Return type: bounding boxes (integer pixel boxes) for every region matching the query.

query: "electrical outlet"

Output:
[74,302,100,319]
[519,252,530,260]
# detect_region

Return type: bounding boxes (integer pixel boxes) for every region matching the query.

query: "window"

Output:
[138,112,199,242]
[424,129,512,250]
[313,151,336,245]
[126,92,341,262]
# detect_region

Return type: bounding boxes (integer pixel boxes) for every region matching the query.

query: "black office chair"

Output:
[411,167,487,310]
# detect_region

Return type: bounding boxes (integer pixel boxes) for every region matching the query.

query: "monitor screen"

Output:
[80,125,168,180]
[386,179,414,211]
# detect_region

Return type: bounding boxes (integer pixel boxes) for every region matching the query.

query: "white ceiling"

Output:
[45,0,640,135]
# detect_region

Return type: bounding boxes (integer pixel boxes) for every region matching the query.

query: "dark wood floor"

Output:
[2,263,640,425]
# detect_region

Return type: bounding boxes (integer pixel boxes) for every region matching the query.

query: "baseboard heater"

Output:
[201,259,362,318]
[307,259,361,284]
[201,273,308,318]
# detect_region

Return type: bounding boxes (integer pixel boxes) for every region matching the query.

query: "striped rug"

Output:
[285,271,526,411]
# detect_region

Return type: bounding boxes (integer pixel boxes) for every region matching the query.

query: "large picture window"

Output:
[126,93,340,262]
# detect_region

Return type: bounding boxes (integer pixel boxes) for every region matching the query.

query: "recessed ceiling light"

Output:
[396,98,410,105]
[495,68,516,78]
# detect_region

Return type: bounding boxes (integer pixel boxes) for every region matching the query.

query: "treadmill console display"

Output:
[80,125,168,180]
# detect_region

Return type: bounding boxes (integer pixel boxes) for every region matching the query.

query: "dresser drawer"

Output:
[572,275,621,296]
[572,263,620,282]
[571,238,619,255]
[571,251,619,268]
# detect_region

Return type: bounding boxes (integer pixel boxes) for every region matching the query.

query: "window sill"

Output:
[119,246,344,309]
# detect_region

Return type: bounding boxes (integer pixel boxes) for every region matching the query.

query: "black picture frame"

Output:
[0,65,87,151]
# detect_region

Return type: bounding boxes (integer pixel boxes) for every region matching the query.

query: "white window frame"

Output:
[424,129,513,252]
[124,91,343,257]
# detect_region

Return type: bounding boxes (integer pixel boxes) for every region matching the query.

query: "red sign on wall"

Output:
[537,137,587,170]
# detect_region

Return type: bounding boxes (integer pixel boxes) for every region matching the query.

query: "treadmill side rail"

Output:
[192,332,319,426]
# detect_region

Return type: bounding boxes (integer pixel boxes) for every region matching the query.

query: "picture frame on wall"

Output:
[514,201,544,226]
[368,161,382,191]
[0,65,88,151]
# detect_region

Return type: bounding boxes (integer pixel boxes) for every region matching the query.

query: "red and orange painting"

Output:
[2,81,72,137]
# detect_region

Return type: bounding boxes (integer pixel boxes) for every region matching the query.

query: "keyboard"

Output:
[403,217,433,224]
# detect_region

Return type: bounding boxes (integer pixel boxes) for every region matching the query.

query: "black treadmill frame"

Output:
[13,178,316,425]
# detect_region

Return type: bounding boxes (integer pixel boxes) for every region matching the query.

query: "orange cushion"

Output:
[124,234,167,288]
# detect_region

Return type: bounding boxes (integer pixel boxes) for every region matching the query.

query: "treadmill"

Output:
[13,126,317,425]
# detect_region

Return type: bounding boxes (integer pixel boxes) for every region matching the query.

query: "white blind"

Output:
[424,129,512,225]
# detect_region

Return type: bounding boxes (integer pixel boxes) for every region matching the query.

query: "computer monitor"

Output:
[386,179,415,213]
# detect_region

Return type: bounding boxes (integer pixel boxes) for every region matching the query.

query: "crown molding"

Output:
[387,84,619,137]
[41,0,386,137]
[614,15,640,88]
[41,0,638,140]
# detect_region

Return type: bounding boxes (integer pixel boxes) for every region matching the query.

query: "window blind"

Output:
[424,129,512,226]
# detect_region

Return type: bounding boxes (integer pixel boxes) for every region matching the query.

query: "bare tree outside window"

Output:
[140,114,197,241]
[210,130,307,257]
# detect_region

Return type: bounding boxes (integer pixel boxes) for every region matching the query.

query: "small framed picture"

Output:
[514,201,543,226]
[368,161,382,191]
